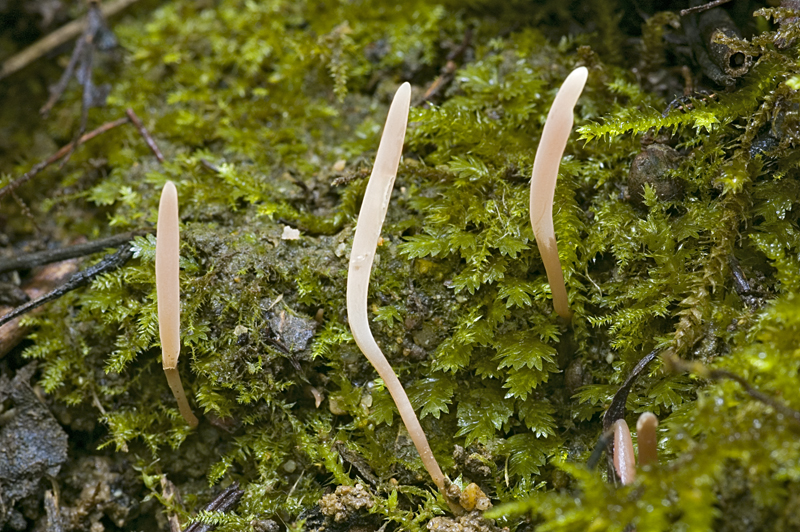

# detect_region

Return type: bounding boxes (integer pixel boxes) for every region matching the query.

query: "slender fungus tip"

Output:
[162,179,177,202]
[636,411,658,433]
[566,66,589,90]
[636,412,659,467]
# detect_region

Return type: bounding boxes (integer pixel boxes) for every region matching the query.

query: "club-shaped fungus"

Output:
[636,411,659,467]
[613,412,659,485]
[347,83,461,513]
[612,418,636,485]
[530,66,588,320]
[156,181,199,428]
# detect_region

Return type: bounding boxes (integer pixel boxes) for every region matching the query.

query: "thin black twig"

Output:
[40,28,89,117]
[587,428,614,471]
[183,482,244,532]
[0,244,133,328]
[40,1,115,117]
[727,254,751,295]
[199,159,221,173]
[0,231,147,275]
[602,349,661,434]
[126,109,165,162]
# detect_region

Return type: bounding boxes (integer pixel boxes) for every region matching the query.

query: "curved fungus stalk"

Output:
[346,82,462,514]
[156,181,199,429]
[529,66,588,321]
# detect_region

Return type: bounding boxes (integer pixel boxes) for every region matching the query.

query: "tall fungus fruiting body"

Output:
[530,66,588,321]
[346,83,463,514]
[156,181,199,428]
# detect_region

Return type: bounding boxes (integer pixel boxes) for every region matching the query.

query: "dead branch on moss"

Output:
[39,0,120,165]
[182,482,244,532]
[0,116,128,200]
[40,0,116,118]
[420,28,473,104]
[0,231,146,275]
[126,108,165,162]
[0,244,133,328]
[0,109,166,203]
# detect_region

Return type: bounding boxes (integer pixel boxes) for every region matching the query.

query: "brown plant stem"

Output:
[0,117,129,200]
[126,109,166,162]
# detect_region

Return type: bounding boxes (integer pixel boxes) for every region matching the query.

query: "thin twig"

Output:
[665,354,800,426]
[587,428,614,471]
[0,117,129,200]
[0,244,133,328]
[199,159,221,173]
[183,483,244,532]
[0,0,143,80]
[421,28,473,103]
[40,27,90,117]
[0,230,147,274]
[126,109,165,162]
[10,191,42,233]
[680,0,733,16]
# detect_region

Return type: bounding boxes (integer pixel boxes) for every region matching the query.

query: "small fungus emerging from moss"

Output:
[347,83,461,512]
[636,412,659,467]
[613,412,659,485]
[529,66,588,320]
[156,181,199,428]
[612,418,636,485]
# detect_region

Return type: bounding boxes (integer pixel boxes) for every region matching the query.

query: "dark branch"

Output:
[0,231,147,275]
[0,117,129,200]
[0,244,134,328]
[182,482,244,532]
[126,108,166,163]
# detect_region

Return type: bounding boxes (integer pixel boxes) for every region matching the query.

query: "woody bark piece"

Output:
[0,260,80,358]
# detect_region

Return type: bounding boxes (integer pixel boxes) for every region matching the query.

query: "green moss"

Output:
[6,0,800,530]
